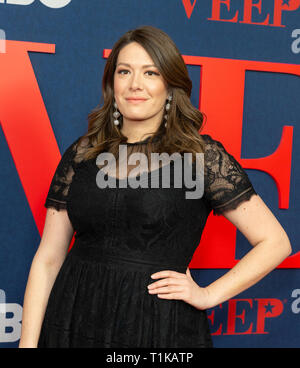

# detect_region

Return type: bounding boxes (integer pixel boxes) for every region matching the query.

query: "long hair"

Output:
[77,25,206,162]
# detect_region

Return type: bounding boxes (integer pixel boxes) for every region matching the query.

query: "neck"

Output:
[121,121,161,143]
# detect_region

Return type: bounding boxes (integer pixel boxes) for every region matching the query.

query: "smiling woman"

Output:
[113,42,169,140]
[83,25,207,164]
[19,25,291,349]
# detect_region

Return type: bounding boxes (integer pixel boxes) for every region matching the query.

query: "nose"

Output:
[129,71,143,91]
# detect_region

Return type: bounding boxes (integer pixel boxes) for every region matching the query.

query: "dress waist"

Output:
[69,242,188,273]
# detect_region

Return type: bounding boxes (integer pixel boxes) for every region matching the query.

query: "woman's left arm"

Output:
[202,194,292,308]
[148,194,292,310]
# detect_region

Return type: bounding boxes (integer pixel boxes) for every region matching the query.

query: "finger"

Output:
[157,293,182,300]
[148,285,183,294]
[151,270,186,279]
[148,277,184,289]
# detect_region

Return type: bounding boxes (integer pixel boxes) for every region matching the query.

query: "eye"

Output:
[145,71,160,76]
[117,69,130,75]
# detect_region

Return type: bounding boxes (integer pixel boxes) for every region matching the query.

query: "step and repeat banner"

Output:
[0,0,299,348]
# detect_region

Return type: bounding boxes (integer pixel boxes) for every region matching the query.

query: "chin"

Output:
[123,115,150,122]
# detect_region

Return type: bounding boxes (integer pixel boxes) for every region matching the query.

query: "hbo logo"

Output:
[0,289,23,343]
[0,0,72,8]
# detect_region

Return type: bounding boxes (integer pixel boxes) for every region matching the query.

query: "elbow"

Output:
[281,232,292,259]
[265,230,292,262]
[33,245,67,269]
[285,239,292,258]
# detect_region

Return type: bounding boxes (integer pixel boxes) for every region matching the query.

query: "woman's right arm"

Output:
[18,208,74,348]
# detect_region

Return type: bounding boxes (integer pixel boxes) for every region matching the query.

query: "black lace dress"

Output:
[37,133,257,348]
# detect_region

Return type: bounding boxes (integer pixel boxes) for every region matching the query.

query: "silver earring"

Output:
[113,101,120,126]
[164,94,172,127]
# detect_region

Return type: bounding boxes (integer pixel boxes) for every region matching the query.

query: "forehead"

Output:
[117,42,155,65]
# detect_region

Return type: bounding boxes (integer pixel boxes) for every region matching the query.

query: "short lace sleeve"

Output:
[44,137,80,211]
[202,134,257,216]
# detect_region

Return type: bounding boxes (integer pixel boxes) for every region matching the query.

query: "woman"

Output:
[19,26,291,348]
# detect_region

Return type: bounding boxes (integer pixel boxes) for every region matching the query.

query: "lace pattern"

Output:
[44,137,80,211]
[44,134,257,215]
[40,132,259,348]
[202,134,257,215]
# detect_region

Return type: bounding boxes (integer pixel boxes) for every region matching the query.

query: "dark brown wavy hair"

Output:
[77,25,206,162]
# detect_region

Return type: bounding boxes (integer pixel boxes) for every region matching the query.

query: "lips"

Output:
[126,98,148,104]
[126,98,147,101]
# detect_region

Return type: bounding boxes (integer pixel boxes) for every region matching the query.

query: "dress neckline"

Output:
[125,134,162,146]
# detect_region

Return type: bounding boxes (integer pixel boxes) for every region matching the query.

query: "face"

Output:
[113,42,169,129]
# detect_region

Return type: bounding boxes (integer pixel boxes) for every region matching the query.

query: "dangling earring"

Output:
[113,100,121,126]
[164,94,172,127]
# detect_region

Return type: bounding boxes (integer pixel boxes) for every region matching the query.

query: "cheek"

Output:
[113,76,122,95]
[113,74,128,97]
[149,83,168,104]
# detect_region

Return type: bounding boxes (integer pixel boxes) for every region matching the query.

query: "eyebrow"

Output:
[116,62,157,68]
